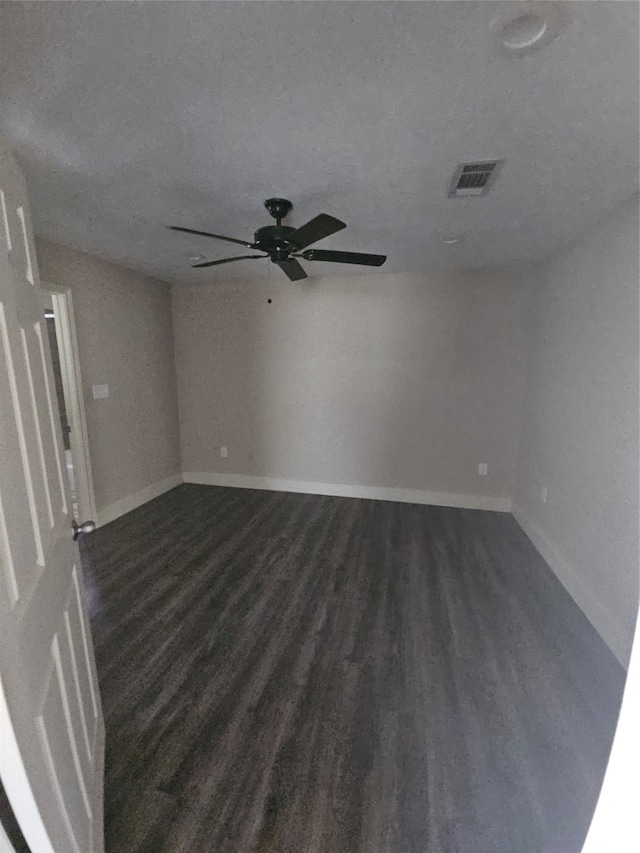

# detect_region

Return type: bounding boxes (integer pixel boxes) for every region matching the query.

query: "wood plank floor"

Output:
[81,484,625,853]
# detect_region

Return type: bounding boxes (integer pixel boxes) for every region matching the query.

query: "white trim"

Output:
[96,474,182,527]
[0,675,55,853]
[512,503,628,667]
[41,281,97,524]
[182,471,512,512]
[89,717,105,853]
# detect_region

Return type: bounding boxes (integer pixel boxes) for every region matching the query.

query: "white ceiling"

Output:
[0,1,638,285]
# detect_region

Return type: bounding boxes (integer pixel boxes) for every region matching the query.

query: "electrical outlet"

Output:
[92,384,109,399]
[478,463,488,476]
[220,446,228,458]
[540,486,548,504]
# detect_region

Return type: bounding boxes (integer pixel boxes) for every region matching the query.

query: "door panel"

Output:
[0,141,105,852]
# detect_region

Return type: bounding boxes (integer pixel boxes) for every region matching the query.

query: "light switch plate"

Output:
[478,462,488,476]
[92,384,109,399]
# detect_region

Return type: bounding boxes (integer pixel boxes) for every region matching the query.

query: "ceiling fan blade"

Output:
[274,258,308,281]
[169,225,257,249]
[289,214,346,250]
[301,249,386,267]
[192,254,266,268]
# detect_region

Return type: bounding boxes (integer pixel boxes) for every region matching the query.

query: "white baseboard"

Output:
[96,473,183,527]
[182,471,512,512]
[512,503,628,668]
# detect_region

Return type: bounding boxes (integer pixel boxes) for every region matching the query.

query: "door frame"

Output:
[41,279,97,524]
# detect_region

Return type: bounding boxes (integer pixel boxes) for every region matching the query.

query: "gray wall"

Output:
[37,239,181,517]
[172,268,534,504]
[36,202,638,667]
[514,196,640,667]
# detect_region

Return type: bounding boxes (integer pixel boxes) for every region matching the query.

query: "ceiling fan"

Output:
[169,198,386,281]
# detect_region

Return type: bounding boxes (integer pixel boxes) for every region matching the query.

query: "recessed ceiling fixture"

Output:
[501,14,547,51]
[492,3,564,56]
[189,253,206,263]
[442,236,461,245]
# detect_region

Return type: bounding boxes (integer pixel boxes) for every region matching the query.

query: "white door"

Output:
[0,142,105,851]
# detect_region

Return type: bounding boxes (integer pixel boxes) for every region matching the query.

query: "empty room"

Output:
[0,2,638,852]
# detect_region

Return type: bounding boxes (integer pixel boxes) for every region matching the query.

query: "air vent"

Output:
[448,160,504,198]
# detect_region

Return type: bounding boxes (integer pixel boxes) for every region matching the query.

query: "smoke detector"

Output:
[448,160,504,198]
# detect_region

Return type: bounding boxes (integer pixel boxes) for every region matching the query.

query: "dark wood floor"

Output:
[81,484,625,853]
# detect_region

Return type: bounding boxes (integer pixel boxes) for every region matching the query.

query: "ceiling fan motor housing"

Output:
[253,224,297,258]
[259,199,297,259]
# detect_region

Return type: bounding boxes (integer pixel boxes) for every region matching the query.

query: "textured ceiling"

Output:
[0,1,638,285]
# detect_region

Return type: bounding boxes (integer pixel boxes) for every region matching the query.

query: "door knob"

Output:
[72,519,96,541]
